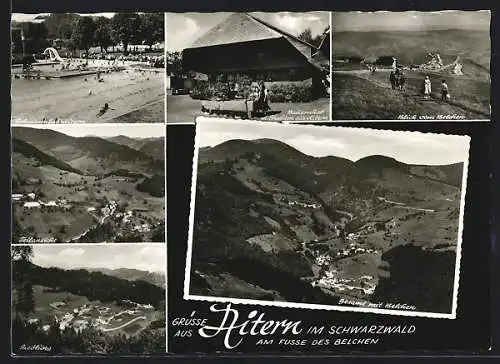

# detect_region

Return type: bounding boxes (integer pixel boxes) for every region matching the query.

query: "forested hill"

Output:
[13,261,165,309]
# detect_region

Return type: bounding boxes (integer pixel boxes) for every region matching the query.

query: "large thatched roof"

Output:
[191,13,315,54]
[187,13,327,71]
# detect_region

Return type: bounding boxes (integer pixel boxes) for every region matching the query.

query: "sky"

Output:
[197,118,470,166]
[333,10,490,32]
[11,13,116,22]
[15,124,165,138]
[31,244,165,273]
[166,12,329,51]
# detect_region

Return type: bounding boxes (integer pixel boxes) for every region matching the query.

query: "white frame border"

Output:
[183,117,470,320]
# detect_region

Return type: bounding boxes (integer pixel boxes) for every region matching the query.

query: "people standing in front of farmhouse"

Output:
[441,79,449,101]
[423,76,432,99]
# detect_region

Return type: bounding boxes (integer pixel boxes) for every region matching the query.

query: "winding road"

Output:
[100,316,147,332]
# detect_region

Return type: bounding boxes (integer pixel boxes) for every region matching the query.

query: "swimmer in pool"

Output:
[97,102,114,117]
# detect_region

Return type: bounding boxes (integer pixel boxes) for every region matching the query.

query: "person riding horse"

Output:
[389,70,396,90]
[392,68,406,91]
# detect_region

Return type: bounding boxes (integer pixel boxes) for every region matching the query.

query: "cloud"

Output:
[167,12,328,51]
[285,135,349,157]
[11,13,50,22]
[32,245,165,273]
[166,14,202,51]
[58,247,86,258]
[274,14,302,32]
[271,12,327,37]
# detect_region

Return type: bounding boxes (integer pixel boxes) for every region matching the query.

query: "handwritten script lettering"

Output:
[198,303,302,349]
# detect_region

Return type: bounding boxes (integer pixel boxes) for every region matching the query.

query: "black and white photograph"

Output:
[11,244,166,355]
[166,12,330,123]
[332,10,491,121]
[11,124,165,244]
[185,118,469,318]
[11,13,165,123]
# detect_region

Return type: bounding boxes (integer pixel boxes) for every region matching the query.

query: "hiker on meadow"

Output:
[441,79,449,101]
[424,76,432,98]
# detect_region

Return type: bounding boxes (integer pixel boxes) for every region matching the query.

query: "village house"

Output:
[41,200,58,207]
[50,301,67,309]
[27,318,40,325]
[182,12,328,96]
[12,193,24,201]
[24,201,41,209]
[27,193,36,200]
[315,254,331,267]
[72,320,89,333]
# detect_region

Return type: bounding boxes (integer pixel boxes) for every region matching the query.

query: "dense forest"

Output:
[136,174,165,197]
[13,260,165,309]
[372,244,456,313]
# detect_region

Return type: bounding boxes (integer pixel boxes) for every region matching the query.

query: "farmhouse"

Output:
[24,201,41,208]
[41,200,58,207]
[364,56,397,70]
[27,318,40,325]
[12,193,24,201]
[182,13,327,94]
[73,320,89,333]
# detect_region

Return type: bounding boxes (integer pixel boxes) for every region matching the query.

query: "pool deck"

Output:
[12,65,162,79]
[12,61,60,69]
[12,67,130,79]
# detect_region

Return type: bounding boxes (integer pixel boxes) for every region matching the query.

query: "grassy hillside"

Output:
[12,127,163,175]
[107,136,164,161]
[11,131,165,243]
[12,138,83,175]
[332,72,490,120]
[332,29,490,120]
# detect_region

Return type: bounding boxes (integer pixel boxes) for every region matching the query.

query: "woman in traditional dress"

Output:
[441,79,449,101]
[424,76,432,97]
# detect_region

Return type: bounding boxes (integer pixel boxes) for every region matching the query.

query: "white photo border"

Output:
[184,117,470,319]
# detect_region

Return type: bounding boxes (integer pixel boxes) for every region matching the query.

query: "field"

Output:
[332,71,490,120]
[332,29,490,120]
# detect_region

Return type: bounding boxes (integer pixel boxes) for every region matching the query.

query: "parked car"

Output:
[172,88,189,95]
